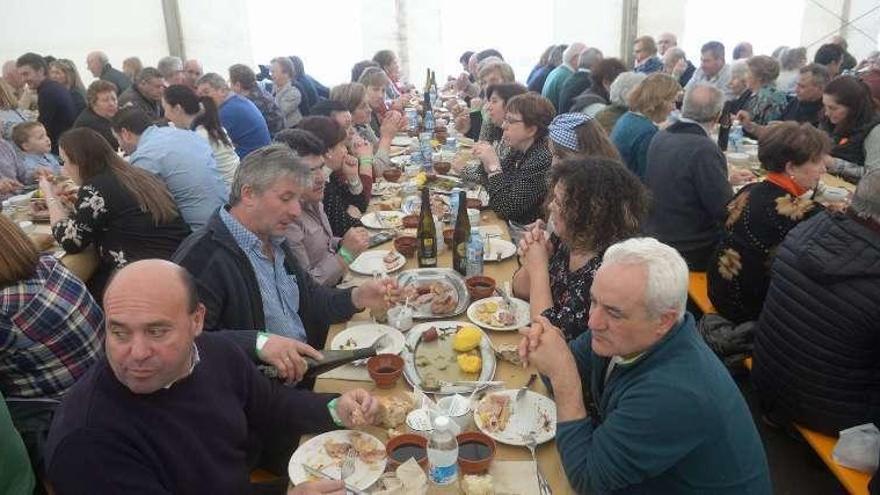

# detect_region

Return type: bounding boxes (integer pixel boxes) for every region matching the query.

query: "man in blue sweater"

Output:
[197,72,271,159]
[519,237,771,494]
[46,259,378,495]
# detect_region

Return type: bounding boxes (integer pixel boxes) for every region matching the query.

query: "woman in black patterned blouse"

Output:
[473,93,556,228]
[512,157,648,340]
[38,128,190,299]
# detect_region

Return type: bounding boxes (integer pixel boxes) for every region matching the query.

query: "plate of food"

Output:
[401,193,450,217]
[402,321,496,394]
[466,296,530,331]
[474,390,556,446]
[371,181,402,197]
[390,155,411,166]
[426,174,462,193]
[331,323,405,356]
[458,137,475,148]
[397,268,469,319]
[349,250,406,275]
[288,430,387,490]
[482,238,516,262]
[361,211,405,230]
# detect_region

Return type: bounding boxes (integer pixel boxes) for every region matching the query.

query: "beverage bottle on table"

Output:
[452,190,470,276]
[716,105,731,151]
[449,188,461,225]
[466,227,484,277]
[423,93,435,134]
[729,121,744,152]
[428,416,459,486]
[417,187,437,267]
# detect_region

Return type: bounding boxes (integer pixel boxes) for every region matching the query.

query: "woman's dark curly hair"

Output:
[549,157,649,252]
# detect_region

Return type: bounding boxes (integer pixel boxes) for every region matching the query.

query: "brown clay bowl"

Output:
[367,354,404,389]
[433,161,452,175]
[383,168,402,182]
[402,215,420,229]
[465,275,496,300]
[386,434,428,470]
[456,431,496,474]
[394,236,417,257]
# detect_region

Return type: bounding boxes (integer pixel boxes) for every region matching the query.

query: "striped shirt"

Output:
[219,208,307,341]
[0,256,103,399]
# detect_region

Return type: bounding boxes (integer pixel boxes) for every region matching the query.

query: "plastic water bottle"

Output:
[449,188,461,225]
[427,416,459,485]
[466,227,484,277]
[729,121,744,152]
[424,110,435,134]
[434,217,445,252]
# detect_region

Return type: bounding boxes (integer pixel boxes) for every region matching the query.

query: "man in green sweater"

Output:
[520,237,771,494]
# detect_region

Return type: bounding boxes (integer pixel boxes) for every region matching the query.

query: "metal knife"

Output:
[300,464,366,495]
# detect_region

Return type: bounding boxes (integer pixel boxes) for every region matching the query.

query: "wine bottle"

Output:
[452,190,470,276]
[417,187,437,267]
[716,101,732,151]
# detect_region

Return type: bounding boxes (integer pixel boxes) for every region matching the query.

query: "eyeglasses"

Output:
[503,116,523,126]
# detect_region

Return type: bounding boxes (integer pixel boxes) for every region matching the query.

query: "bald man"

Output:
[46,260,378,495]
[85,51,130,94]
[183,59,203,89]
[657,33,678,56]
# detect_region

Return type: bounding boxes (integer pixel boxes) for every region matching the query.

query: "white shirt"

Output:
[685,63,735,101]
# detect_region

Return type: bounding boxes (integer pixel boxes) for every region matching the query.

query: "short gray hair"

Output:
[578,48,603,70]
[271,56,296,80]
[563,42,587,66]
[608,72,646,107]
[664,47,687,65]
[850,169,880,223]
[602,237,689,321]
[799,63,831,88]
[157,56,183,79]
[90,51,109,65]
[729,60,749,81]
[196,72,229,91]
[134,67,162,85]
[229,144,311,206]
[681,83,724,123]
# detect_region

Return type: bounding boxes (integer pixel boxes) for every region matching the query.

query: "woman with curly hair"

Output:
[708,122,830,323]
[512,156,649,340]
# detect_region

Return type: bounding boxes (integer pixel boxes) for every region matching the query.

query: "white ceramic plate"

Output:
[483,238,516,262]
[390,155,411,166]
[349,250,406,275]
[391,136,413,147]
[371,181,402,197]
[401,321,496,395]
[466,296,530,331]
[361,211,405,230]
[330,323,405,356]
[288,430,387,490]
[473,389,557,446]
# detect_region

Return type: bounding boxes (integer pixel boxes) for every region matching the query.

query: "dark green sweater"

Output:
[555,313,771,494]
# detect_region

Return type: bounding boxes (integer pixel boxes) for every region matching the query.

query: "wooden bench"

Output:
[743,358,871,494]
[688,271,716,315]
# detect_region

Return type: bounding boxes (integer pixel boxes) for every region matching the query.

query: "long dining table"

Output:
[310,198,573,493]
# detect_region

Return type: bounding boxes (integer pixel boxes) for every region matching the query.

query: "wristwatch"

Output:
[255,332,270,356]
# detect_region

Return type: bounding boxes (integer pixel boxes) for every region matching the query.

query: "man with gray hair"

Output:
[558,48,603,113]
[644,83,743,270]
[754,170,880,436]
[173,144,396,384]
[662,47,696,87]
[196,72,271,157]
[157,55,186,86]
[542,42,588,110]
[182,58,203,89]
[519,237,771,494]
[657,32,678,56]
[118,66,164,120]
[85,51,130,94]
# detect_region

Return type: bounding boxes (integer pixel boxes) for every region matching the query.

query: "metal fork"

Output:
[341,448,356,488]
[522,432,553,495]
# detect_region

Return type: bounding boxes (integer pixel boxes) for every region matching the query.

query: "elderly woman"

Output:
[162,84,239,185]
[357,67,395,136]
[473,93,555,231]
[0,215,103,482]
[512,156,648,340]
[822,75,880,183]
[329,82,403,176]
[777,47,807,94]
[724,60,752,116]
[298,116,372,236]
[737,55,788,126]
[73,80,119,149]
[594,71,646,134]
[48,59,87,115]
[373,49,407,99]
[708,122,830,323]
[270,56,303,128]
[0,80,27,141]
[570,58,627,115]
[454,60,517,140]
[548,112,620,164]
[39,128,191,298]
[610,73,680,179]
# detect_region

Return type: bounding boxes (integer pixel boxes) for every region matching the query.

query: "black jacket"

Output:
[73,107,119,149]
[557,70,592,113]
[100,64,131,94]
[172,209,360,352]
[753,211,880,435]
